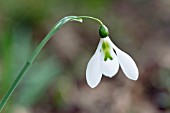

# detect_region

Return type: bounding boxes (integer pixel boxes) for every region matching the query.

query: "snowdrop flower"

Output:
[86,25,139,88]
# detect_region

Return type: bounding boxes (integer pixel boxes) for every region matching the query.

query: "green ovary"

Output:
[102,41,113,61]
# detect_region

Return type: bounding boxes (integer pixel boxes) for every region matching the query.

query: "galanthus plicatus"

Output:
[86,25,139,88]
[0,16,139,112]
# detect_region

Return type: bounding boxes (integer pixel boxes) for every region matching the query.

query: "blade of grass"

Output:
[0,16,83,112]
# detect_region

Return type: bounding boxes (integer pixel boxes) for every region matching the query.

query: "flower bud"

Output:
[99,25,109,38]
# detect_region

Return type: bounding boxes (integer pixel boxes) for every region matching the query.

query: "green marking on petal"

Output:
[102,41,113,61]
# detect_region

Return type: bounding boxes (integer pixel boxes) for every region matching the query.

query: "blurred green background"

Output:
[0,0,170,113]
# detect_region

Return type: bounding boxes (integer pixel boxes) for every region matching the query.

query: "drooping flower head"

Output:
[86,25,139,88]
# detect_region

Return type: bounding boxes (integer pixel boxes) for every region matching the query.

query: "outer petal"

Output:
[86,40,103,88]
[116,50,139,80]
[101,49,119,78]
[106,37,139,80]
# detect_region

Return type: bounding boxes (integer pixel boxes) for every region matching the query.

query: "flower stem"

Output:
[0,16,104,112]
[0,62,30,112]
[79,16,103,25]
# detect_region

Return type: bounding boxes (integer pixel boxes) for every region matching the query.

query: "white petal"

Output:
[116,50,139,80]
[101,49,119,78]
[86,40,103,88]
[106,37,139,80]
[95,39,103,53]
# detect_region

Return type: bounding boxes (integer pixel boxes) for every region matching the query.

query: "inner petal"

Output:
[102,41,113,61]
[101,49,119,78]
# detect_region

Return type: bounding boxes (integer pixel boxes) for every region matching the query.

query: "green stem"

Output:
[79,16,103,25]
[0,63,30,112]
[0,16,103,112]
